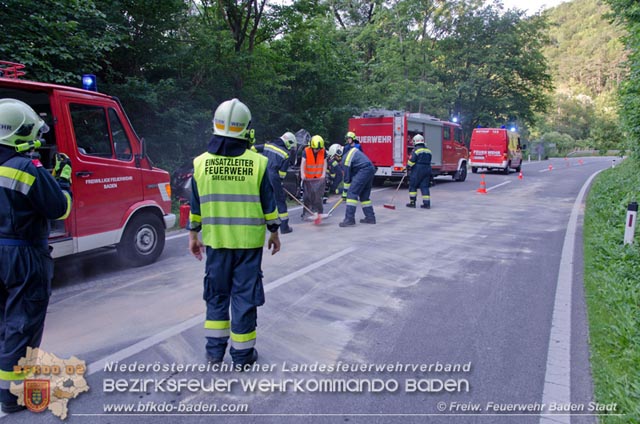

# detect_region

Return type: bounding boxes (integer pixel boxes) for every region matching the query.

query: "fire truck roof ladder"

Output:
[360,109,404,118]
[0,61,26,79]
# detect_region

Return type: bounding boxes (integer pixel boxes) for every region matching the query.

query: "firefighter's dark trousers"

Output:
[408,166,432,206]
[345,167,375,222]
[329,164,344,194]
[203,247,265,364]
[267,169,289,222]
[0,244,52,402]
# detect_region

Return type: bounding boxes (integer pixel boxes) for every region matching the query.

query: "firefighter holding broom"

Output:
[327,143,376,227]
[261,132,297,234]
[406,134,432,209]
[300,135,326,219]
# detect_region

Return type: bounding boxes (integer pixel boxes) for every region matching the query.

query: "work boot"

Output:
[340,204,357,227]
[280,220,293,234]
[206,353,224,365]
[406,200,416,208]
[0,391,25,414]
[1,401,25,414]
[360,216,376,224]
[234,349,258,372]
[420,201,431,209]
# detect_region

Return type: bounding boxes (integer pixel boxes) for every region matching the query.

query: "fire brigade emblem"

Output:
[24,379,50,413]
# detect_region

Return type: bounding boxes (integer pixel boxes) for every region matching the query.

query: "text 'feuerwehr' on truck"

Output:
[348,109,469,183]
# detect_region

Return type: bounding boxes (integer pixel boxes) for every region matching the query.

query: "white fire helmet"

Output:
[327,143,343,158]
[212,98,251,140]
[0,98,49,152]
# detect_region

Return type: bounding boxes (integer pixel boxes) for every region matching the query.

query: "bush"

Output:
[584,158,640,423]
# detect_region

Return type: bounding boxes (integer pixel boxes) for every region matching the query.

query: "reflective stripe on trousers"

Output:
[203,247,264,364]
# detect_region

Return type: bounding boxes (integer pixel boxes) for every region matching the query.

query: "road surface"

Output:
[3,157,618,423]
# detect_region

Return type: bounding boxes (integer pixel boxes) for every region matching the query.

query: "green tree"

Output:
[438,3,553,141]
[537,0,627,155]
[0,0,122,84]
[271,8,361,141]
[605,0,640,156]
[545,0,626,97]
[542,131,575,155]
[545,93,595,141]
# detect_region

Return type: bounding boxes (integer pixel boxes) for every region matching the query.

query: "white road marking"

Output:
[264,246,356,291]
[486,181,511,191]
[84,246,356,376]
[538,169,602,424]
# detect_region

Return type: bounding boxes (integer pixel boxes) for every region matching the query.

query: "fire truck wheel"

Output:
[118,213,165,267]
[502,162,510,174]
[454,164,467,182]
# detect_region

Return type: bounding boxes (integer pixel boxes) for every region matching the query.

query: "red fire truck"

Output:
[348,109,468,182]
[0,61,175,266]
[469,128,523,174]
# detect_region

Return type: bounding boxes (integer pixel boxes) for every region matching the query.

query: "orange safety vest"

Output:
[303,147,325,179]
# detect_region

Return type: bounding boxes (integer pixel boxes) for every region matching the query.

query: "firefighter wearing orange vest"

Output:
[188,99,280,369]
[300,135,326,218]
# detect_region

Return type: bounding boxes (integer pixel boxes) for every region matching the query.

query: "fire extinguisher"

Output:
[179,201,190,228]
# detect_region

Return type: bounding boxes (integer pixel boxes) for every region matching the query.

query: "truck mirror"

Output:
[135,137,146,168]
[140,137,147,158]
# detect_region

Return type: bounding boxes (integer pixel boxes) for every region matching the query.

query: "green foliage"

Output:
[0,0,605,167]
[584,158,640,423]
[609,0,640,158]
[0,0,122,84]
[545,0,626,97]
[438,4,553,140]
[270,11,361,142]
[533,0,627,153]
[541,131,576,155]
[542,93,595,141]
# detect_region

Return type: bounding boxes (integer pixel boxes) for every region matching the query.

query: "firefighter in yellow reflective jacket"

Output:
[0,99,72,413]
[188,99,280,369]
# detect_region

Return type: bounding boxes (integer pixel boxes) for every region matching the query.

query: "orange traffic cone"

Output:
[578,159,584,165]
[548,164,553,171]
[518,171,523,180]
[477,174,487,194]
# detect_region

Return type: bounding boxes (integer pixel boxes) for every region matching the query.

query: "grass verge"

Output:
[583,157,640,423]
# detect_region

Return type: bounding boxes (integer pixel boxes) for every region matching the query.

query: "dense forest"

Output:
[0,0,634,170]
[604,0,640,159]
[535,0,627,155]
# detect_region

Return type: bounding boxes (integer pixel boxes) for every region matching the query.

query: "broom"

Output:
[283,187,321,224]
[320,197,344,218]
[383,173,407,210]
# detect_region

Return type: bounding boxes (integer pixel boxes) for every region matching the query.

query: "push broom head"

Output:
[383,203,396,210]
